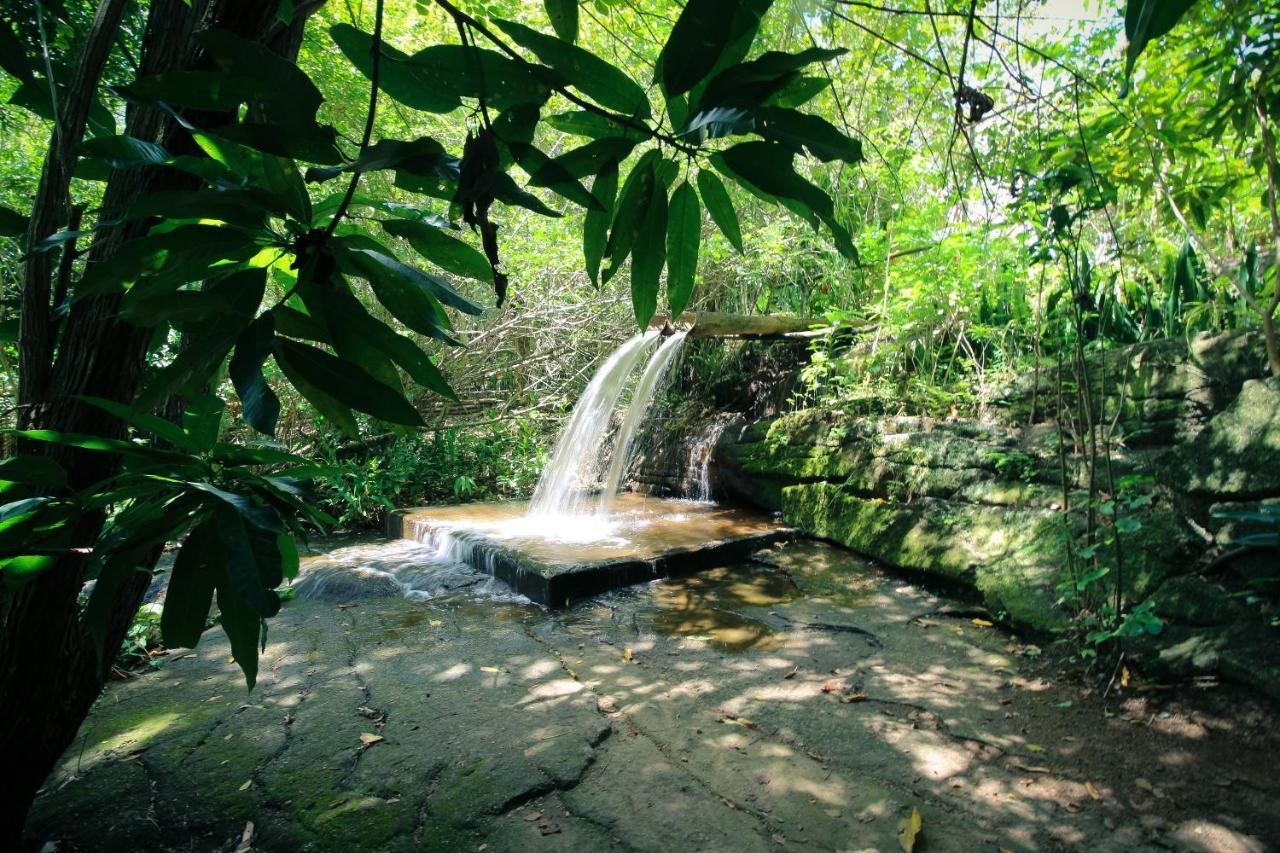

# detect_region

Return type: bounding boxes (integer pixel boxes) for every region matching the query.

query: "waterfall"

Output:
[528,332,658,518]
[597,331,687,515]
[685,417,730,502]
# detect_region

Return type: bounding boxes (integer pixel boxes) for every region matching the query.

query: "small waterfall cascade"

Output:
[528,332,659,518]
[685,417,731,502]
[597,331,688,515]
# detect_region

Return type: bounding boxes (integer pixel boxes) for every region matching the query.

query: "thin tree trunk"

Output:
[0,1,321,842]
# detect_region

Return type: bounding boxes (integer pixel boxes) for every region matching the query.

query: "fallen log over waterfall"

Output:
[649,311,846,338]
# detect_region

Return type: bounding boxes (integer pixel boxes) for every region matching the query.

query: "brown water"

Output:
[397,494,782,567]
[561,562,801,652]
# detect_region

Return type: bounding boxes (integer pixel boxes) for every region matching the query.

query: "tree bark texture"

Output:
[1,0,322,843]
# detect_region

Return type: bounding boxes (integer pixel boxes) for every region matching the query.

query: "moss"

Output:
[1168,377,1280,499]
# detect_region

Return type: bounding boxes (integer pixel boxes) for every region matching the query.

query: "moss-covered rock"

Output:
[1164,377,1280,500]
[780,481,1196,633]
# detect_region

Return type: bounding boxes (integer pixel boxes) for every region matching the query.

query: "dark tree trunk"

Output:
[0,1,321,843]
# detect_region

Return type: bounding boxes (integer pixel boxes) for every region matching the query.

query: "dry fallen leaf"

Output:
[356,706,380,719]
[359,733,384,747]
[337,603,358,610]
[238,779,252,791]
[721,716,759,730]
[1025,744,1045,753]
[1121,666,1132,688]
[622,647,634,662]
[233,820,254,853]
[480,666,501,673]
[1009,759,1050,774]
[524,812,543,822]
[840,692,869,704]
[971,618,994,628]
[821,680,843,694]
[1085,781,1102,801]
[783,666,799,680]
[899,806,923,852]
[428,619,443,627]
[1135,777,1154,793]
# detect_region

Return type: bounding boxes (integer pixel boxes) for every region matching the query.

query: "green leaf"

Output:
[604,149,659,281]
[666,180,701,316]
[278,533,300,580]
[492,172,562,217]
[696,171,743,252]
[118,70,269,112]
[80,134,170,169]
[406,43,550,108]
[270,352,359,438]
[195,28,323,125]
[330,24,461,113]
[162,517,218,648]
[0,456,67,490]
[1122,0,1198,95]
[230,315,281,437]
[631,179,668,330]
[0,19,35,84]
[345,244,484,316]
[756,107,863,164]
[493,18,649,119]
[680,105,755,142]
[715,141,856,259]
[76,224,261,299]
[698,47,845,111]
[509,143,603,211]
[183,395,226,452]
[545,0,578,43]
[0,205,27,239]
[306,137,454,183]
[381,219,492,283]
[274,339,425,426]
[658,0,743,98]
[766,75,830,108]
[544,110,639,140]
[188,482,283,533]
[214,553,265,689]
[217,508,282,618]
[585,160,618,286]
[76,396,197,451]
[533,137,636,182]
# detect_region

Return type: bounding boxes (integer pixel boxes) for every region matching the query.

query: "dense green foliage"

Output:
[0,2,1278,810]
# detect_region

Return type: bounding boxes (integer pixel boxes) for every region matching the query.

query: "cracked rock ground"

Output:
[30,541,1280,851]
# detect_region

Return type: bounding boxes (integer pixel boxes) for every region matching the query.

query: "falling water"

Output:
[597,331,688,515]
[528,332,658,518]
[685,417,731,502]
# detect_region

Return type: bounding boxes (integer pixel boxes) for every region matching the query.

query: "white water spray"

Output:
[597,331,687,515]
[528,332,658,518]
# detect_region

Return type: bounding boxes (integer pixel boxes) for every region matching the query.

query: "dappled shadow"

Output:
[28,537,1278,852]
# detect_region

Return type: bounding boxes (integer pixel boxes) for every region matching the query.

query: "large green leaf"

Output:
[344,244,483,317]
[214,560,264,689]
[696,170,743,252]
[80,134,170,169]
[196,27,323,125]
[76,396,198,452]
[545,0,578,42]
[162,517,218,648]
[331,23,461,113]
[544,110,640,140]
[217,508,281,618]
[657,0,742,98]
[666,180,701,316]
[756,107,862,164]
[76,224,261,298]
[584,159,618,286]
[493,19,649,119]
[119,70,270,112]
[271,350,359,437]
[0,205,26,238]
[509,143,603,211]
[381,219,493,283]
[631,180,668,330]
[535,137,636,183]
[306,137,455,183]
[406,43,551,108]
[229,315,281,437]
[697,47,845,112]
[1122,0,1199,95]
[603,150,659,281]
[274,339,425,426]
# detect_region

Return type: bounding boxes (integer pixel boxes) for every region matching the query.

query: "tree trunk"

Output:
[0,1,320,843]
[649,311,854,338]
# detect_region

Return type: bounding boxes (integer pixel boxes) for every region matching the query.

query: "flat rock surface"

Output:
[29,540,1279,852]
